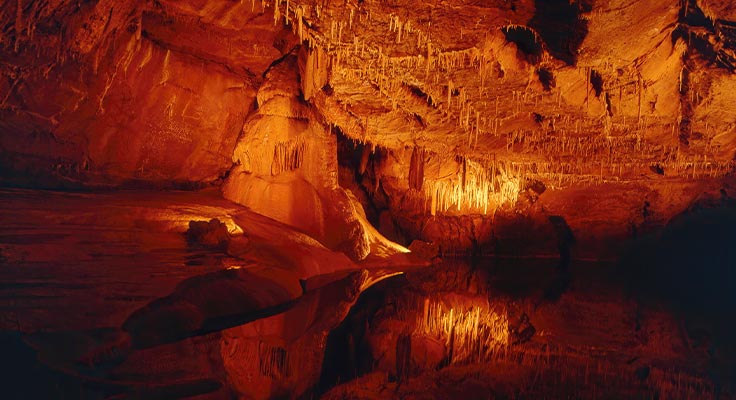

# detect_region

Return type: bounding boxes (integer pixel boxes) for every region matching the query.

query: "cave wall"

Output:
[0,0,283,188]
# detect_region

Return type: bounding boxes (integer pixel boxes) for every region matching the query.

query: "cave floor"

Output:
[0,188,421,399]
[0,189,733,399]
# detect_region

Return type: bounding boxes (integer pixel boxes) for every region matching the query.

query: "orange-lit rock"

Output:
[1,0,736,398]
[0,0,282,187]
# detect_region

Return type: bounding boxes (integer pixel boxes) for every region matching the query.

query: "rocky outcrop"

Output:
[222,53,408,261]
[0,0,283,188]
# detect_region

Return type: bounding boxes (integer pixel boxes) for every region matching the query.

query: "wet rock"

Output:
[334,219,371,261]
[410,334,445,373]
[509,313,536,345]
[186,219,230,250]
[408,240,440,261]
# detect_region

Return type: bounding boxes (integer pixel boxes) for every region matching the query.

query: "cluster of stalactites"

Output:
[271,138,306,176]
[267,0,515,147]
[423,155,520,216]
[258,341,290,380]
[416,297,509,365]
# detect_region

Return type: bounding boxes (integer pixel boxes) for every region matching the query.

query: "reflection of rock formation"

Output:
[219,270,368,399]
[2,0,736,257]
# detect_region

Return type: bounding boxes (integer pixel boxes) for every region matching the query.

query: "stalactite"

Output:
[461,156,467,190]
[409,146,425,190]
[425,42,432,77]
[295,5,304,41]
[271,138,306,176]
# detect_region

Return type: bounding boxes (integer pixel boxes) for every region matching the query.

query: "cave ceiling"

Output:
[1,0,735,195]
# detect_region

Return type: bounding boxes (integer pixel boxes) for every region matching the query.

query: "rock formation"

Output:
[1,0,735,398]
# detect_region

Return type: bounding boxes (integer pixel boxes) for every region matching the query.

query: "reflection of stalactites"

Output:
[414,298,509,365]
[271,138,306,176]
[409,146,425,190]
[258,342,290,380]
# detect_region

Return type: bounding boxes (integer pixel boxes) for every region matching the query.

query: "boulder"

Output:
[408,240,440,261]
[186,219,230,250]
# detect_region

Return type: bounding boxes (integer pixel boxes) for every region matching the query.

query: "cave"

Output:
[1,0,736,399]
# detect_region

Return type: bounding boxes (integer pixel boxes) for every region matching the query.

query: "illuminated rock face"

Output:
[0,0,282,187]
[221,54,372,260]
[1,0,736,253]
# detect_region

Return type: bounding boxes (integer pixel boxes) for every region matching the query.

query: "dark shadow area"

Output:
[318,275,407,394]
[679,0,715,30]
[537,67,555,90]
[590,69,603,97]
[529,0,590,64]
[335,127,395,238]
[123,268,300,349]
[622,201,736,317]
[502,25,543,64]
[620,198,736,391]
[0,332,84,399]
